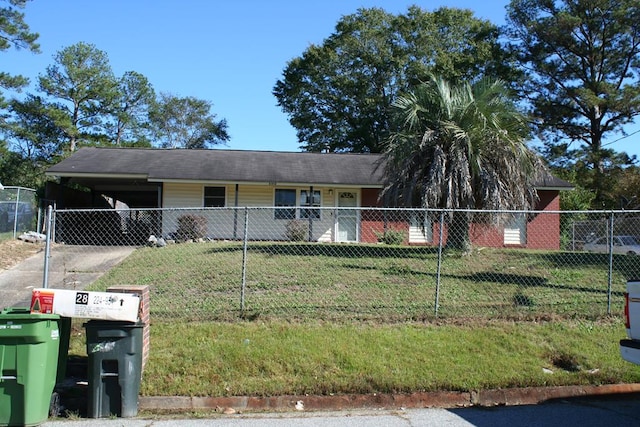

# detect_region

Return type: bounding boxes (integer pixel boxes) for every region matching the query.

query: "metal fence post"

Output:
[241,207,249,314]
[435,210,445,317]
[607,212,614,314]
[11,187,20,238]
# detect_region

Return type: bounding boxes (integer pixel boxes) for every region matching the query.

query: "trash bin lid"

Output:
[0,306,60,320]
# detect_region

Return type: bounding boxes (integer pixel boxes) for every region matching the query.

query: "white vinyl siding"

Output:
[236,185,273,206]
[161,184,338,241]
[163,182,204,208]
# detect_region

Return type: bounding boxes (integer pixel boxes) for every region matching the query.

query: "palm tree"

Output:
[382,75,543,252]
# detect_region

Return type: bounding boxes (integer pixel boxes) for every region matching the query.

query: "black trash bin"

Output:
[83,320,144,418]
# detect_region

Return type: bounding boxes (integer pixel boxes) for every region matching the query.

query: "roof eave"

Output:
[45,172,148,180]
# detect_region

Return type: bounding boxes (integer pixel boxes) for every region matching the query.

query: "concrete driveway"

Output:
[0,245,136,309]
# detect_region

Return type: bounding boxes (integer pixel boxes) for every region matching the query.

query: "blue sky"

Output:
[5,0,639,156]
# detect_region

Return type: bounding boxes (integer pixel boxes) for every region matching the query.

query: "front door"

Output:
[336,191,358,242]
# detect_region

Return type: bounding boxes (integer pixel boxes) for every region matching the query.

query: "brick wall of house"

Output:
[469,223,504,248]
[361,188,385,244]
[358,188,562,250]
[526,190,561,250]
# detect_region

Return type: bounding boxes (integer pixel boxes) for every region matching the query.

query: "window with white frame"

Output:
[300,190,321,219]
[274,188,322,220]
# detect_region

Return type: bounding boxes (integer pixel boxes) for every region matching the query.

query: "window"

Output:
[274,189,322,220]
[204,186,225,207]
[275,189,296,219]
[300,190,321,219]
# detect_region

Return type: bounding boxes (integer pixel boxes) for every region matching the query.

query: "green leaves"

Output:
[148,93,229,149]
[0,0,39,54]
[274,6,514,153]
[382,75,540,249]
[37,42,117,152]
[506,0,640,207]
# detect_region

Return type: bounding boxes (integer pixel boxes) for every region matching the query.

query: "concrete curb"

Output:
[139,383,640,413]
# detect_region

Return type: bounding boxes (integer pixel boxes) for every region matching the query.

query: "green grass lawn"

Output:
[88,241,638,322]
[69,241,640,397]
[68,317,640,397]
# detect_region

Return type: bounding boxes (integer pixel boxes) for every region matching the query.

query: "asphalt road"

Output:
[0,245,135,308]
[41,395,640,426]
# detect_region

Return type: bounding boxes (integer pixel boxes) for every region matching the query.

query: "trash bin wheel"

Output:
[49,391,62,417]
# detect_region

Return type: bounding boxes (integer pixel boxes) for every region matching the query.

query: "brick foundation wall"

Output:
[107,285,150,371]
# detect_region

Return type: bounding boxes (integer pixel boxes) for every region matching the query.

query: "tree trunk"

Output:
[589,133,606,207]
[446,211,471,253]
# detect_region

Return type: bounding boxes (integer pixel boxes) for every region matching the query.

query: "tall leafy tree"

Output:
[611,166,640,209]
[108,71,155,146]
[382,76,542,252]
[0,0,39,111]
[506,0,640,206]
[148,93,229,149]
[4,94,68,162]
[274,6,516,153]
[0,0,39,188]
[37,42,118,152]
[0,144,42,188]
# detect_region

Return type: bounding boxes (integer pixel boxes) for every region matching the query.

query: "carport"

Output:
[44,175,162,246]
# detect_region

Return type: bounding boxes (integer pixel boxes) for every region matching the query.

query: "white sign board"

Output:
[31,288,140,322]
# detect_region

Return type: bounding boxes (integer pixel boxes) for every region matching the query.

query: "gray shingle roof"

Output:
[46,147,386,187]
[46,147,573,190]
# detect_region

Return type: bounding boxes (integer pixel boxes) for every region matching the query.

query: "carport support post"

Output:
[308,186,313,242]
[233,184,239,240]
[42,205,53,289]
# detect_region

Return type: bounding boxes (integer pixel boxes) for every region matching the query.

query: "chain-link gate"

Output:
[0,186,39,240]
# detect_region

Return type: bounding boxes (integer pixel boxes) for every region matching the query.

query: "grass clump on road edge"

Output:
[67,317,640,397]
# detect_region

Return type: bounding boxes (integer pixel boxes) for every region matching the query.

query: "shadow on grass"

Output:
[207,243,440,258]
[200,242,629,297]
[341,261,622,296]
[466,272,624,297]
[518,251,640,279]
[204,241,638,273]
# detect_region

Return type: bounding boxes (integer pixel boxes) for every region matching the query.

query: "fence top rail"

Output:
[51,206,640,215]
[0,186,36,192]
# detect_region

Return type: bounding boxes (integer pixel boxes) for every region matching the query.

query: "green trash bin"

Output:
[83,320,143,418]
[0,307,63,427]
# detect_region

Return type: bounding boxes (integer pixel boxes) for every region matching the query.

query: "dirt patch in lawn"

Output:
[0,239,44,272]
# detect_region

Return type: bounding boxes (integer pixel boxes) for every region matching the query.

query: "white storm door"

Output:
[336,191,358,242]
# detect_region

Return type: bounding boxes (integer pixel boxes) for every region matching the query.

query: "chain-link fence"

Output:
[0,186,39,240]
[43,207,640,323]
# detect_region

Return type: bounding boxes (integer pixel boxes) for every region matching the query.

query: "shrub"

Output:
[176,214,208,241]
[375,229,405,245]
[286,220,308,242]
